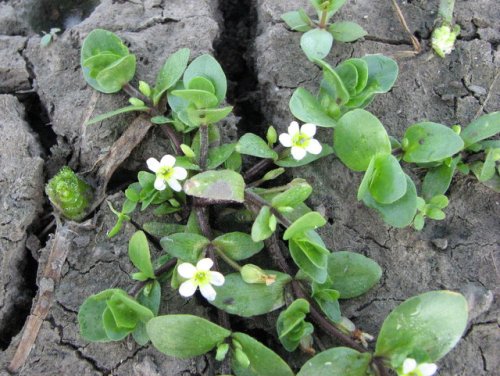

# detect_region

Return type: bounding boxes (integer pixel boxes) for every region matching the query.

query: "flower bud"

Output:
[138,81,152,97]
[431,24,460,58]
[180,143,196,158]
[129,97,145,107]
[241,264,276,285]
[266,125,277,145]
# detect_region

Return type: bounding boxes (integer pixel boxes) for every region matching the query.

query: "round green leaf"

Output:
[289,88,337,128]
[271,181,312,209]
[184,170,245,203]
[334,109,391,171]
[231,332,294,376]
[329,21,367,42]
[236,133,278,159]
[328,251,382,299]
[183,54,227,103]
[211,272,292,317]
[375,291,468,367]
[128,231,155,279]
[297,347,372,376]
[147,314,231,358]
[102,307,131,341]
[170,89,219,109]
[160,232,209,263]
[368,153,407,204]
[300,28,334,61]
[362,175,418,228]
[402,122,464,163]
[361,54,399,94]
[213,232,264,260]
[460,111,500,147]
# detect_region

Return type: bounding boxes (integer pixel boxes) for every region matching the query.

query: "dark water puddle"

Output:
[28,0,100,33]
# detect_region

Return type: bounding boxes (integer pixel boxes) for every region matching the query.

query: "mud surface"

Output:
[0,0,498,375]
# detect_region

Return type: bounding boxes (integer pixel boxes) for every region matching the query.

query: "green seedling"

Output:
[40,28,61,47]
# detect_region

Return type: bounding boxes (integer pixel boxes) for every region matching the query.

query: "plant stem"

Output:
[122,83,152,107]
[162,126,183,155]
[243,145,284,182]
[128,258,177,296]
[318,9,328,29]
[438,0,455,24]
[244,189,292,227]
[214,247,242,271]
[199,124,209,170]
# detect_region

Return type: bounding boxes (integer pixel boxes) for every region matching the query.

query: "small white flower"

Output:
[399,358,438,376]
[177,258,225,302]
[146,154,187,192]
[279,121,322,160]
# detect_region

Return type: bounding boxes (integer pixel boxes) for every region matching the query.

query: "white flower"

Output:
[177,258,225,301]
[279,121,322,160]
[399,358,438,376]
[146,154,187,192]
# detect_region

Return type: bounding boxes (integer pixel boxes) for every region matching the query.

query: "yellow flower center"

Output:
[292,132,310,148]
[194,271,208,284]
[157,166,174,180]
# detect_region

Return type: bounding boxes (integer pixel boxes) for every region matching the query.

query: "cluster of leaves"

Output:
[70,25,479,376]
[45,166,93,221]
[282,0,367,60]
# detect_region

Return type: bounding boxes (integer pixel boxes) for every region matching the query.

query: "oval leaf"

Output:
[460,112,500,147]
[211,272,291,317]
[213,232,264,260]
[147,314,231,358]
[328,251,382,299]
[334,109,391,171]
[369,153,407,204]
[283,212,327,240]
[160,233,209,263]
[183,54,227,103]
[128,231,155,279]
[297,347,372,376]
[329,21,367,42]
[236,133,278,159]
[184,170,245,203]
[375,291,468,367]
[300,29,334,61]
[289,88,337,128]
[153,48,190,105]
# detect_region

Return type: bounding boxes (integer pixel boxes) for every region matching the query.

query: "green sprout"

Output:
[45,166,93,221]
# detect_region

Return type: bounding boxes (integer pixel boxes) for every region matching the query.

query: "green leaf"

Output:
[106,291,154,328]
[289,231,330,283]
[375,291,468,367]
[147,315,231,358]
[184,54,227,103]
[312,284,341,322]
[160,233,209,263]
[460,112,500,147]
[271,180,312,209]
[361,54,398,94]
[187,106,233,126]
[128,231,155,279]
[281,10,313,32]
[236,133,278,159]
[276,143,334,167]
[40,34,52,47]
[212,272,291,317]
[289,88,337,127]
[334,109,391,171]
[478,148,500,182]
[153,48,190,105]
[143,222,185,238]
[137,280,161,316]
[403,122,464,163]
[207,143,236,169]
[188,76,216,93]
[231,332,294,376]
[78,289,121,342]
[277,299,314,352]
[357,156,375,201]
[171,89,219,109]
[251,206,275,242]
[328,251,382,299]
[421,157,459,200]
[283,212,326,240]
[362,175,418,228]
[297,347,372,376]
[427,207,446,220]
[184,170,245,203]
[339,58,368,95]
[329,21,367,42]
[138,171,156,188]
[300,29,334,61]
[213,232,264,260]
[368,153,407,204]
[316,59,350,106]
[102,307,131,341]
[81,29,136,93]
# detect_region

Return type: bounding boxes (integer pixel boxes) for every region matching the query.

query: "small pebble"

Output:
[468,85,487,95]
[432,238,448,250]
[461,283,494,321]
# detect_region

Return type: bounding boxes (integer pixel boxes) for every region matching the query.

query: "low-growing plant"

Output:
[65,29,481,375]
[282,0,367,61]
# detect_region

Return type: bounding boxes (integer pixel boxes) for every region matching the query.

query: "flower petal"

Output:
[199,283,217,301]
[160,154,176,168]
[154,177,167,191]
[167,178,182,192]
[146,158,160,172]
[306,139,322,155]
[196,258,214,271]
[209,271,225,286]
[402,358,417,374]
[179,280,198,298]
[279,133,293,147]
[291,146,307,160]
[418,363,438,376]
[288,121,299,136]
[177,262,197,279]
[301,123,317,137]
[173,166,188,180]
